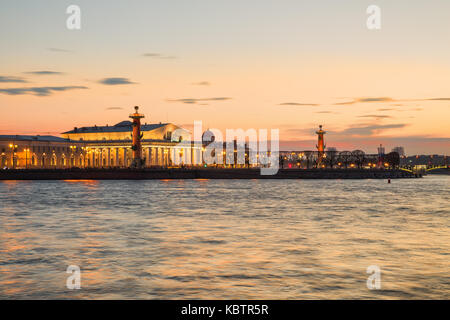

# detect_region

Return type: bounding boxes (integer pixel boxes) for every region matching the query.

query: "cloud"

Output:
[334,97,450,106]
[142,52,177,59]
[424,97,450,101]
[335,97,394,105]
[24,71,65,75]
[0,76,27,83]
[0,86,88,96]
[98,77,137,85]
[280,123,407,138]
[47,48,73,53]
[105,107,124,110]
[284,128,319,136]
[338,123,407,136]
[358,97,394,103]
[167,97,232,104]
[358,114,393,119]
[192,81,211,86]
[279,102,320,106]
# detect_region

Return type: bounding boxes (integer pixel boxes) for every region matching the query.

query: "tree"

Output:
[304,151,314,169]
[385,152,400,168]
[338,151,352,168]
[279,155,285,169]
[352,150,366,168]
[326,150,339,168]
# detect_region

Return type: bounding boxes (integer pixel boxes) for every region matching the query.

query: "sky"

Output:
[0,0,449,155]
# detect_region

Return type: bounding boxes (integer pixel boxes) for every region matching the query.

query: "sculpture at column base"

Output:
[130,158,145,169]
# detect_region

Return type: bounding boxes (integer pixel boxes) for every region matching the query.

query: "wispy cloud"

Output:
[279,102,320,106]
[167,97,232,104]
[358,114,393,119]
[105,107,124,110]
[47,47,73,53]
[191,81,211,86]
[0,76,27,83]
[283,128,318,136]
[334,97,450,106]
[335,97,394,105]
[24,71,65,75]
[142,52,177,59]
[377,108,394,111]
[0,86,88,96]
[99,77,137,85]
[281,123,405,137]
[424,97,450,101]
[338,123,407,136]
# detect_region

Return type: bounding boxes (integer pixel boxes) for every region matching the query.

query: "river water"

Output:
[0,176,448,299]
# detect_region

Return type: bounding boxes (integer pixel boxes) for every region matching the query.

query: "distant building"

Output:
[0,135,84,169]
[392,146,405,157]
[62,120,195,167]
[0,114,199,169]
[377,144,385,156]
[377,144,385,167]
[401,155,448,166]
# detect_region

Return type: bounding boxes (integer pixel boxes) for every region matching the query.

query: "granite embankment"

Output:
[0,168,420,180]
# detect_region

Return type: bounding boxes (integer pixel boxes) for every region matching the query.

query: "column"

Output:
[146,147,151,167]
[184,148,190,166]
[155,147,160,166]
[91,149,95,168]
[151,147,155,166]
[92,148,96,167]
[170,148,175,166]
[98,149,102,167]
[163,148,167,167]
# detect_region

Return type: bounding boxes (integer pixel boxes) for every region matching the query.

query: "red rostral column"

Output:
[129,106,145,168]
[316,125,326,166]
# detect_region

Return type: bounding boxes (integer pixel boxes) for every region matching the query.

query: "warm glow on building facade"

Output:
[0,109,201,169]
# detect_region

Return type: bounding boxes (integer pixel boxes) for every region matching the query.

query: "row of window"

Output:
[1,145,76,153]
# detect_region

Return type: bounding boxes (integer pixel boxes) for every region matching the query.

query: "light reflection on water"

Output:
[0,176,449,299]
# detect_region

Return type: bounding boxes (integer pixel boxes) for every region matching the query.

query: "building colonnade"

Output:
[85,145,200,168]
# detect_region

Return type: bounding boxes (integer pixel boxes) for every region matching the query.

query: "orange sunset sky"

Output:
[1,0,449,154]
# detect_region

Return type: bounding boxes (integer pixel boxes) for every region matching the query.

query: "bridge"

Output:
[400,165,449,174]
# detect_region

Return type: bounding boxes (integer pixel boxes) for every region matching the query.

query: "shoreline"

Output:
[0,168,420,180]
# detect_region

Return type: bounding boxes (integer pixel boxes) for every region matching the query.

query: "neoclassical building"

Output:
[0,120,200,169]
[62,120,199,168]
[0,135,85,169]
